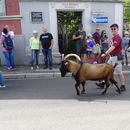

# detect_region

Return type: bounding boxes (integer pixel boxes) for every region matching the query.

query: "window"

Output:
[0,0,6,16]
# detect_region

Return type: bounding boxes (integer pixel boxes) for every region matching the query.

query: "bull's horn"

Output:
[64,53,81,61]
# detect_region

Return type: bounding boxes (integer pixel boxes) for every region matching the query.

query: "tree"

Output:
[124,0,130,22]
[57,11,82,54]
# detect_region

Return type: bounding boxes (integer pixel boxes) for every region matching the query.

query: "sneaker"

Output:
[31,67,34,70]
[36,65,39,69]
[0,85,6,88]
[120,85,126,91]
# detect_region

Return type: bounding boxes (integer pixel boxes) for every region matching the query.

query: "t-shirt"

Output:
[92,32,101,44]
[122,37,130,49]
[29,37,40,50]
[110,34,122,56]
[74,30,86,47]
[40,33,53,49]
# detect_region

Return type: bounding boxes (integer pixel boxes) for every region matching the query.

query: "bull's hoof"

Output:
[101,91,106,95]
[77,92,80,96]
[115,89,121,94]
[81,90,85,94]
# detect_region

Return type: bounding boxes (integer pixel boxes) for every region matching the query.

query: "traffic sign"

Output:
[92,17,108,24]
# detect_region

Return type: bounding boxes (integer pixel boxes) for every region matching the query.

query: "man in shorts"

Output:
[101,24,126,91]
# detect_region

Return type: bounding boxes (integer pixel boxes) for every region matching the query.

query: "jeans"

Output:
[0,71,5,86]
[42,48,52,67]
[3,50,14,68]
[31,49,40,66]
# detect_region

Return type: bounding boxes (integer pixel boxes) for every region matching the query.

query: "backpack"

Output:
[3,35,13,51]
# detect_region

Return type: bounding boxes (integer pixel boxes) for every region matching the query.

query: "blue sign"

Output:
[92,17,108,24]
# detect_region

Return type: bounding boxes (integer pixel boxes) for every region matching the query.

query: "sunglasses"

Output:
[111,28,117,31]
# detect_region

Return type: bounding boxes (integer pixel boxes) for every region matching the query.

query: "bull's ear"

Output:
[64,61,69,66]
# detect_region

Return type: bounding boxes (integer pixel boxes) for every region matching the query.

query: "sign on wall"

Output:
[31,12,44,23]
[0,0,6,16]
[92,17,108,24]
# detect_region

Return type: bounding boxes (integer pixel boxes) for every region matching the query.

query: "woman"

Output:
[0,28,14,70]
[101,30,109,54]
[29,30,40,70]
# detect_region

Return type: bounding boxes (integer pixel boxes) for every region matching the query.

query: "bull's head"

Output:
[59,53,81,77]
[60,60,69,77]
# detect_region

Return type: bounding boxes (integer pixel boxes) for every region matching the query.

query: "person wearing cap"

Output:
[122,31,130,66]
[101,24,126,91]
[72,23,86,60]
[29,30,40,70]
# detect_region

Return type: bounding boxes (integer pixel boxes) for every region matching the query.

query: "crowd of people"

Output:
[0,23,130,91]
[72,23,130,91]
[0,25,54,88]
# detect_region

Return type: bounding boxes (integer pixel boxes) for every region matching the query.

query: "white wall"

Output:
[18,1,123,65]
[115,3,123,37]
[19,1,50,55]
[91,2,123,38]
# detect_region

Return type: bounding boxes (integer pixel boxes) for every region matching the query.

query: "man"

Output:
[0,28,14,70]
[2,25,15,39]
[72,23,86,59]
[92,28,101,63]
[40,27,53,69]
[92,28,101,45]
[101,24,126,91]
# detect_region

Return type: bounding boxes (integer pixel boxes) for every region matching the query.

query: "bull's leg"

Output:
[81,82,85,94]
[110,78,121,94]
[75,82,80,95]
[101,81,110,95]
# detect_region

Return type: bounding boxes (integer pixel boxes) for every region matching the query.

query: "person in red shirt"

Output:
[101,24,126,91]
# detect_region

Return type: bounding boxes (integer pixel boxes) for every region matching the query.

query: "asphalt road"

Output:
[0,75,130,130]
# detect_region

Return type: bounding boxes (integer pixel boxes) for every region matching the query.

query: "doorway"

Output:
[57,11,82,55]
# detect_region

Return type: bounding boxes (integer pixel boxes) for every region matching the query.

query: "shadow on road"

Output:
[0,76,129,102]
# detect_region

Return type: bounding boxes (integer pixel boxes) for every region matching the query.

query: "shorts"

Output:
[107,56,122,74]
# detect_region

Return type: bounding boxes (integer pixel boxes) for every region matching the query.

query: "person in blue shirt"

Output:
[122,31,130,66]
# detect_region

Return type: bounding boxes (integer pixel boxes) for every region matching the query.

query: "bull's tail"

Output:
[113,63,118,69]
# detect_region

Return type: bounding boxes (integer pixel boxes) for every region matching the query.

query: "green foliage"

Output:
[58,11,81,37]
[57,11,82,54]
[124,0,130,22]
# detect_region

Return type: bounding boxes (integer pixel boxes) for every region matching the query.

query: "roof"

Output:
[20,0,123,3]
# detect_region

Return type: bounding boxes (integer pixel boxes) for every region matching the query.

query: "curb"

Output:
[3,71,130,80]
[3,72,72,80]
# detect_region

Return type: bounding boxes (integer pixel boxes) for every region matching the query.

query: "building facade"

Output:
[0,0,123,65]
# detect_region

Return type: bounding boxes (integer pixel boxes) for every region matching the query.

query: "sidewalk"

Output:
[1,65,61,80]
[1,64,130,80]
